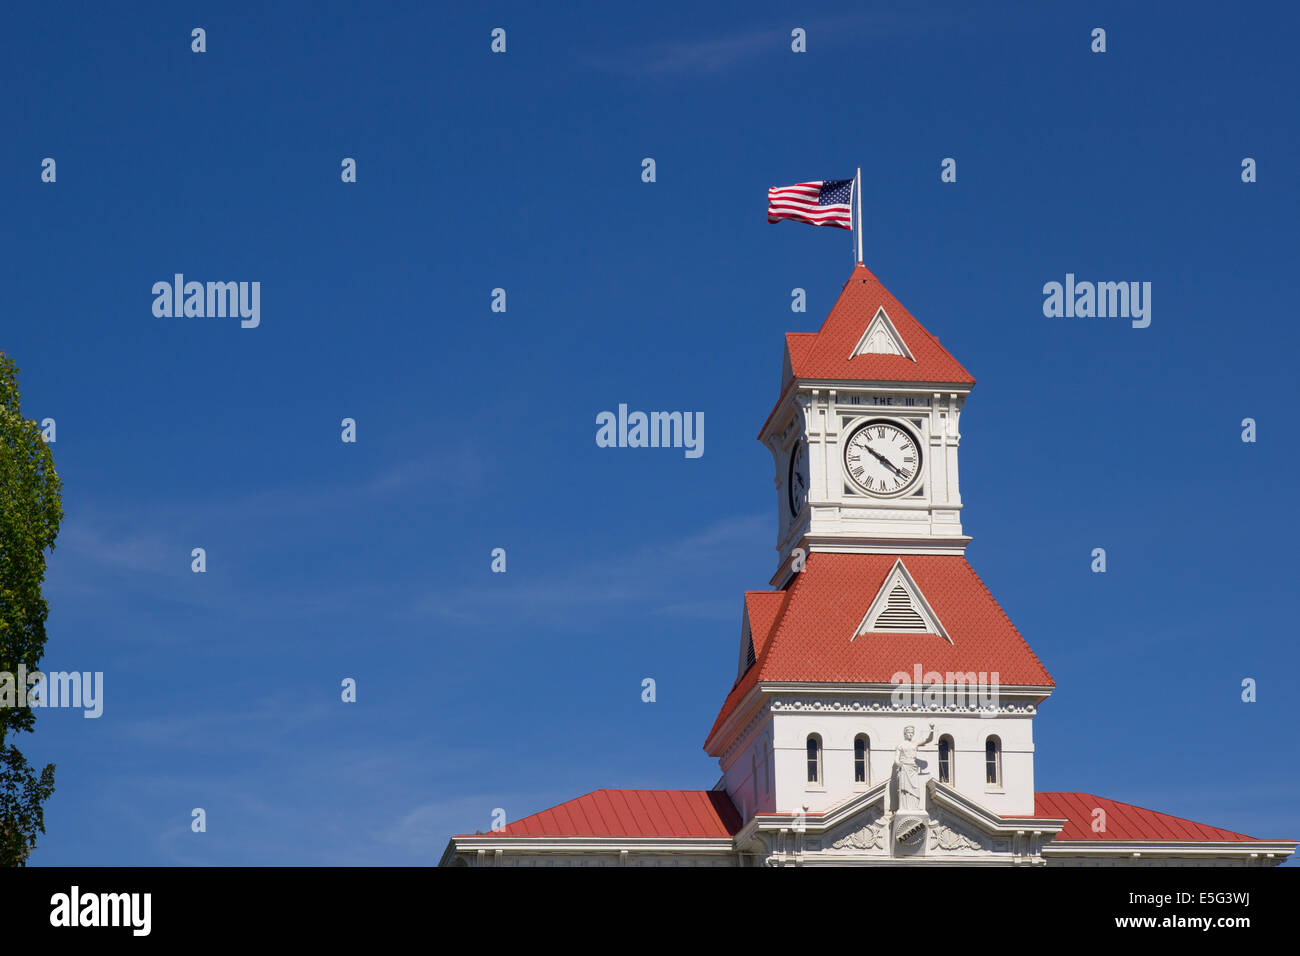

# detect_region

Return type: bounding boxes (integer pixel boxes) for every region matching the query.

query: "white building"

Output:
[441,264,1295,867]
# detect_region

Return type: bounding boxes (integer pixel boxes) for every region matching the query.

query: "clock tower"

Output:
[761,265,973,587]
[707,261,1051,831]
[442,262,1298,867]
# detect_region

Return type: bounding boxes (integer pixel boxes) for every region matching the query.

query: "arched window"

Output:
[806,734,823,785]
[938,735,954,784]
[985,736,1002,787]
[853,734,870,784]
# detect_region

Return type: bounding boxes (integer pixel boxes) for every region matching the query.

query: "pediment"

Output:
[769,781,1020,861]
[849,306,915,361]
[854,558,951,643]
[925,810,996,854]
[824,805,889,853]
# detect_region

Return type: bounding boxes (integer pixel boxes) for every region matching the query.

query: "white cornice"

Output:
[763,682,1053,697]
[1041,840,1297,860]
[795,379,973,394]
[769,535,974,588]
[734,783,889,845]
[706,689,769,759]
[929,782,1065,836]
[706,683,1053,757]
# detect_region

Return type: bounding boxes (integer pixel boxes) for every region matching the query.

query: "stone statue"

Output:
[894,723,935,811]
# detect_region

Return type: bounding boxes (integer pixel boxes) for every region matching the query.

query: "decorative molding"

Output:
[829,811,888,852]
[767,695,1037,716]
[930,820,984,852]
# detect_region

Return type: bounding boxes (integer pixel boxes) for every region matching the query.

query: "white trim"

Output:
[1041,840,1297,862]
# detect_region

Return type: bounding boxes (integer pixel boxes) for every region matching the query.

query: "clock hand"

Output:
[865,445,905,478]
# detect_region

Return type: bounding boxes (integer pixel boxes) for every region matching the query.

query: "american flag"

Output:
[767,179,854,230]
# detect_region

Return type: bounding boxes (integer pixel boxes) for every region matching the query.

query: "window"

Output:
[853,734,870,784]
[985,736,1002,787]
[806,734,823,785]
[938,735,954,784]
[752,754,759,806]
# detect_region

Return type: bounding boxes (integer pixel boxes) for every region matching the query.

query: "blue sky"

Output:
[3,0,1297,864]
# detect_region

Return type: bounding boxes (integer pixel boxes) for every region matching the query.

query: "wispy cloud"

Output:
[44,450,485,631]
[589,27,784,76]
[403,512,766,629]
[581,12,955,78]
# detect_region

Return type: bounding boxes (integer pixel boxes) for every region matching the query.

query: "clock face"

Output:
[844,420,922,497]
[787,441,809,517]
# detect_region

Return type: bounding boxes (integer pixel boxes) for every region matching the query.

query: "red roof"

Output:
[460,790,742,839]
[786,265,975,385]
[1032,793,1268,842]
[745,589,789,659]
[707,553,1054,745]
[459,788,1274,846]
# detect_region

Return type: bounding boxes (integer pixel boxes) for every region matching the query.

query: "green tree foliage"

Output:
[0,353,61,865]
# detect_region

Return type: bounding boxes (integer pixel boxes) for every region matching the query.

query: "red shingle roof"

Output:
[707,553,1054,745]
[460,790,742,839]
[745,590,789,659]
[1032,793,1267,842]
[786,265,975,385]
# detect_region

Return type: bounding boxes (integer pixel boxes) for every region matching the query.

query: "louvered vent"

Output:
[873,585,927,631]
[745,635,757,668]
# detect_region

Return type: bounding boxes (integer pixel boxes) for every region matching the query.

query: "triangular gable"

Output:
[849,306,915,362]
[784,265,975,385]
[854,558,951,643]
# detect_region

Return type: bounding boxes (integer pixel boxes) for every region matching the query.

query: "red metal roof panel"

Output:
[1033,792,1264,842]
[461,789,743,839]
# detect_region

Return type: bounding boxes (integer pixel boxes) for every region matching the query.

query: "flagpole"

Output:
[855,167,863,265]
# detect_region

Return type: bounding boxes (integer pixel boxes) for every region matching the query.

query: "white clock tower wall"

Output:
[766,385,971,585]
[768,706,1037,818]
